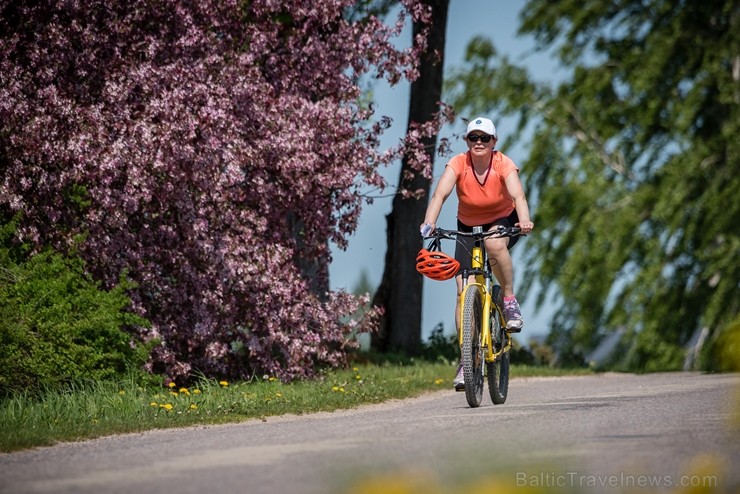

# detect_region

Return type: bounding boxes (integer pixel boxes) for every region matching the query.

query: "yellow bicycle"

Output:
[421,225,522,408]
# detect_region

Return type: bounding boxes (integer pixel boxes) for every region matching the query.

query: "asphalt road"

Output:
[2,372,738,494]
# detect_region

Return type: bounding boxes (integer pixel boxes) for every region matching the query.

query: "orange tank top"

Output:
[447,151,519,226]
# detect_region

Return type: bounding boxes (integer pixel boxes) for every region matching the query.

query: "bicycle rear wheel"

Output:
[461,287,484,408]
[487,285,510,404]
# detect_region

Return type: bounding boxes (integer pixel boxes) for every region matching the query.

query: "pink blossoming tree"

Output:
[0,0,445,381]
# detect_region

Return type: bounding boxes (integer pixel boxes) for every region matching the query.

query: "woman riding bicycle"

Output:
[420,117,534,389]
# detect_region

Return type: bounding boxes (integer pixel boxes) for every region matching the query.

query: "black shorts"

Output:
[453,209,520,274]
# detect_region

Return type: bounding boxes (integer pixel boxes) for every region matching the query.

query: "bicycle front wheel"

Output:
[461,286,484,408]
[487,285,510,404]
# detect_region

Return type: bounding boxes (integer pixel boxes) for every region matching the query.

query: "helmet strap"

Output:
[427,237,442,252]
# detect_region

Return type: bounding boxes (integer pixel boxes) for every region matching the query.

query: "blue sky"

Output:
[329,0,559,342]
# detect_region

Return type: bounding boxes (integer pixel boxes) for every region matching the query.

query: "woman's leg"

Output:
[454,274,463,335]
[486,235,523,331]
[486,237,514,296]
[453,274,464,389]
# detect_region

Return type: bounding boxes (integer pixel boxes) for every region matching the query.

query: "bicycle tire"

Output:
[461,286,484,408]
[487,285,509,404]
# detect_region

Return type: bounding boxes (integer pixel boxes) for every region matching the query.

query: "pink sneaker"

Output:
[504,298,524,332]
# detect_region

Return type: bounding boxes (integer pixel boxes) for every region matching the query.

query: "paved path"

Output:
[2,372,738,493]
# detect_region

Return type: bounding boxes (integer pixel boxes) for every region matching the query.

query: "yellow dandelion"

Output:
[332,386,340,392]
[168,382,176,388]
[434,379,444,385]
[169,391,178,397]
[275,392,283,398]
[219,380,229,387]
[179,388,190,396]
[268,377,277,382]
[354,375,362,380]
[149,402,158,407]
[160,403,173,411]
[118,390,126,395]
[353,367,359,372]
[193,389,202,394]
[189,404,198,410]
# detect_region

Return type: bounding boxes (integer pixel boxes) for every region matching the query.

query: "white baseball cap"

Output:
[466,117,497,139]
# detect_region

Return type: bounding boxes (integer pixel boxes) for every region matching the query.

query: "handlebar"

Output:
[423,225,522,241]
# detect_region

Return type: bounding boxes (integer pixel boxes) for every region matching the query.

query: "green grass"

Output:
[0,362,590,452]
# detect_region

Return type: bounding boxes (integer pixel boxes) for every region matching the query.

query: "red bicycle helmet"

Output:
[416,248,460,281]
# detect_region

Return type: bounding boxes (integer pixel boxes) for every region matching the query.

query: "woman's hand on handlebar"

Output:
[420,223,435,237]
[516,220,534,234]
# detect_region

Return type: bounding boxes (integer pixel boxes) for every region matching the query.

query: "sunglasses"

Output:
[467,134,493,143]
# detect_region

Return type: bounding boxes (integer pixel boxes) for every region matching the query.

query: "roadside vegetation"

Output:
[0,361,590,453]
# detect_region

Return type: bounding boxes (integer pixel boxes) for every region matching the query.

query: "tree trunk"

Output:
[371,0,449,354]
[289,212,329,300]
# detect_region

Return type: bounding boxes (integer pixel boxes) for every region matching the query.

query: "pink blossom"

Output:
[0,0,441,381]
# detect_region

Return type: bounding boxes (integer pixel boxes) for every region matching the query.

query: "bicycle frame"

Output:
[422,224,521,407]
[458,227,511,363]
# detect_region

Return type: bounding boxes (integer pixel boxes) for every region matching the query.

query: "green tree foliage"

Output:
[446,1,739,370]
[0,217,151,394]
[711,314,740,372]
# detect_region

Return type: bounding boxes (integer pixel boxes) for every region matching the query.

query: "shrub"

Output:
[420,323,458,364]
[0,219,151,395]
